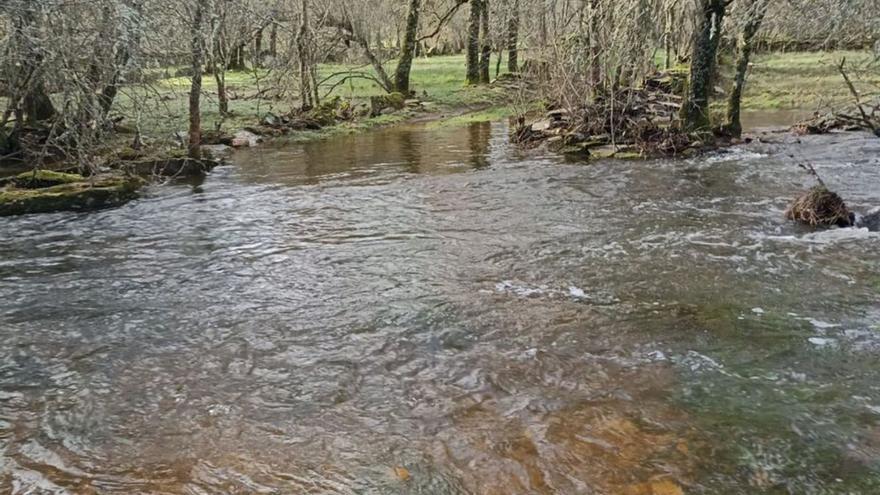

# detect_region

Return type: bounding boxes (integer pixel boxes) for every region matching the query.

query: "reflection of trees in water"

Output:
[397,130,422,174]
[468,121,492,169]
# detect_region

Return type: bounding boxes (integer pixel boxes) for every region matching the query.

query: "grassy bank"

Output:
[737,50,879,110]
[110,55,514,144]
[5,51,877,149]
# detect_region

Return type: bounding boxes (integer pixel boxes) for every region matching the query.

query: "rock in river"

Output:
[0,170,144,216]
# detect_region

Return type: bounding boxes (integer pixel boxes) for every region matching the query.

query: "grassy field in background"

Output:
[738,50,879,110]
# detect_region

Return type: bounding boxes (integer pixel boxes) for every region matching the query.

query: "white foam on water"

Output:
[758,227,880,247]
[808,337,837,348]
[493,280,618,304]
[806,318,840,330]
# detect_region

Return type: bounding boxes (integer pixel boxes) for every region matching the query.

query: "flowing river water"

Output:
[1,119,880,494]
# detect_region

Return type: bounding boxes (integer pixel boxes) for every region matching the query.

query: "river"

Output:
[1,119,879,494]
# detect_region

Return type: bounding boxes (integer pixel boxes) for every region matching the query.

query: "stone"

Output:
[531,120,552,132]
[231,130,262,148]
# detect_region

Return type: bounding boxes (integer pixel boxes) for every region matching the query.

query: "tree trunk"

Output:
[254,27,264,68]
[506,0,519,72]
[465,0,482,85]
[16,7,56,124]
[269,22,278,59]
[588,0,602,89]
[188,0,207,160]
[297,0,315,108]
[394,0,422,94]
[725,0,766,138]
[681,0,727,132]
[479,0,491,84]
[23,87,55,124]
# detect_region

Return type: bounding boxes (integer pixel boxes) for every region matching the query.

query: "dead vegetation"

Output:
[785,185,854,227]
[785,163,854,228]
[512,70,704,158]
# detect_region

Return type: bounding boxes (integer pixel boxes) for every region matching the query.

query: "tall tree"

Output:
[188,0,208,160]
[479,0,491,83]
[466,0,482,85]
[681,0,729,132]
[725,0,768,137]
[506,0,520,72]
[394,0,422,94]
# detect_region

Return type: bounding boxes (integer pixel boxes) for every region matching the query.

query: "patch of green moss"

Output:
[427,105,517,129]
[0,175,144,216]
[5,170,85,189]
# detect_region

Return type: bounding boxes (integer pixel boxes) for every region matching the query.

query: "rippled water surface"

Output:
[2,121,880,494]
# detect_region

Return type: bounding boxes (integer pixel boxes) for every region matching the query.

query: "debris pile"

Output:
[785,185,854,227]
[512,72,701,159]
[785,163,854,228]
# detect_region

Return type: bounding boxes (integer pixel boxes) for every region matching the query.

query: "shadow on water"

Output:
[2,118,880,493]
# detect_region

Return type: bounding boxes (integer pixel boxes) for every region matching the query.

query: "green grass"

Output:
[739,50,880,110]
[4,50,877,149]
[108,54,509,142]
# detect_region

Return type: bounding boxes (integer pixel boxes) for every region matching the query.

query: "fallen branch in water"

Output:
[837,58,879,135]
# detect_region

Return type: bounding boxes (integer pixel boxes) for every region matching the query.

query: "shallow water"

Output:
[1,120,880,494]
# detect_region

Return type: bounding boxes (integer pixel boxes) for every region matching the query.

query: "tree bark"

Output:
[188,0,207,160]
[254,27,264,68]
[479,0,491,84]
[725,0,766,138]
[506,0,519,72]
[394,0,422,94]
[466,0,482,85]
[681,0,727,132]
[297,0,314,109]
[269,21,278,59]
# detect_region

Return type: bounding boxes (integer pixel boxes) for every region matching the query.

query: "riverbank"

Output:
[113,50,878,142]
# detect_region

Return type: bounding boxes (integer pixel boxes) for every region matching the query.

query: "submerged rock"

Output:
[0,172,144,216]
[855,208,880,232]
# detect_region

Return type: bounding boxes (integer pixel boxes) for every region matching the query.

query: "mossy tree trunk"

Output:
[188,0,207,160]
[681,0,727,133]
[466,0,482,85]
[394,0,422,94]
[725,0,767,138]
[479,0,492,84]
[209,1,230,116]
[506,0,519,73]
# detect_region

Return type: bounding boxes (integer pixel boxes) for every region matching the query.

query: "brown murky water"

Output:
[2,119,880,494]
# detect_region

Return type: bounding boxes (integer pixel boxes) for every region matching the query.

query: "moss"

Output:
[4,170,85,189]
[0,175,144,216]
[426,105,518,129]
